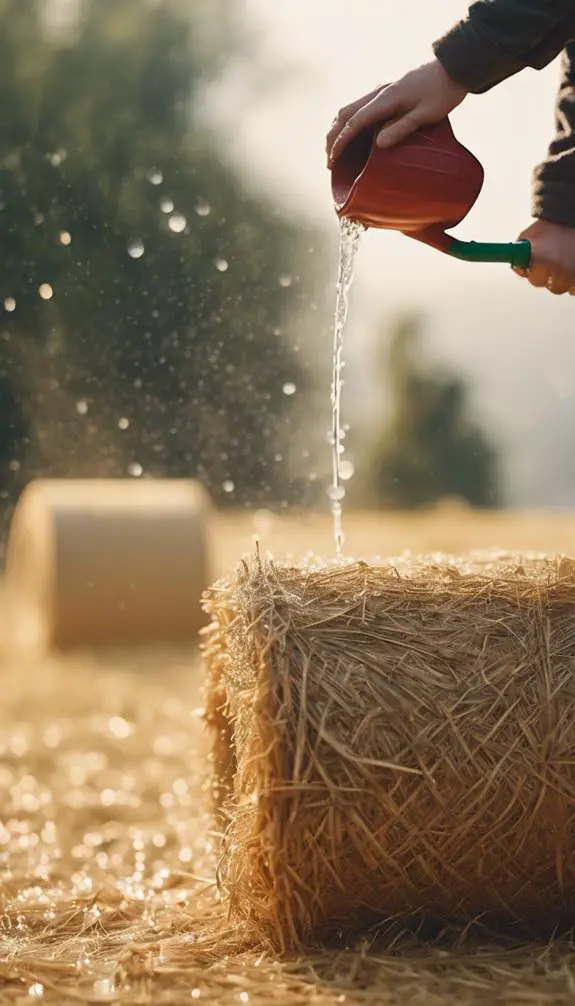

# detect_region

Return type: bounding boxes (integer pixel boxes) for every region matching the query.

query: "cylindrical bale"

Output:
[5,478,211,652]
[203,550,575,949]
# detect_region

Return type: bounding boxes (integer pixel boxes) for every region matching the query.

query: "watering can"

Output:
[330,117,531,269]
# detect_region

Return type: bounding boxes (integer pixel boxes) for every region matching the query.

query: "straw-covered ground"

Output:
[2,512,575,1004]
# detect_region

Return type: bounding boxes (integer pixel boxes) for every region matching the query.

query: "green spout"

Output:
[447,238,531,269]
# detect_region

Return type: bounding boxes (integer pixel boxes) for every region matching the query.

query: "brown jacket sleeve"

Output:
[532,43,575,225]
[433,0,575,94]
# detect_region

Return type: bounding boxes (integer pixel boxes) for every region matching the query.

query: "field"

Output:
[2,508,575,1005]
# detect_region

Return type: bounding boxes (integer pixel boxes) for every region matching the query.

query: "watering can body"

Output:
[330,117,531,269]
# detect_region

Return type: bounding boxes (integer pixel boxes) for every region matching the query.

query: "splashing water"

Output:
[329,218,364,554]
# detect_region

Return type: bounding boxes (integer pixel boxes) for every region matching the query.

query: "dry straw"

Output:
[203,548,575,950]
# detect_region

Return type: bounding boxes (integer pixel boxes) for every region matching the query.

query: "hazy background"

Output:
[0,0,574,551]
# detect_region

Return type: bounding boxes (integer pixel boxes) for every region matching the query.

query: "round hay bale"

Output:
[5,478,211,652]
[203,549,575,950]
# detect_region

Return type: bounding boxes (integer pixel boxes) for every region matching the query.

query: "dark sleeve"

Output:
[532,42,575,225]
[433,0,575,93]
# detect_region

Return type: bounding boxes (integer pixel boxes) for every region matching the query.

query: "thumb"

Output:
[376,112,421,150]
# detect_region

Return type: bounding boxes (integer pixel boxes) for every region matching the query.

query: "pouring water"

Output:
[329,218,364,554]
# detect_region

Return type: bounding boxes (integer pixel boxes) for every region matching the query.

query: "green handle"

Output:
[448,238,531,269]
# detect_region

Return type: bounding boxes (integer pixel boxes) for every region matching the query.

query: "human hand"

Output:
[326,59,468,167]
[513,220,575,295]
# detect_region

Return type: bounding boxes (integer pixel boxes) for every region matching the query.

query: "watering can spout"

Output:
[329,117,531,269]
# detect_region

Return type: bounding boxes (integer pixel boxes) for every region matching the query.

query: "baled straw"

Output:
[203,549,575,949]
[4,478,212,652]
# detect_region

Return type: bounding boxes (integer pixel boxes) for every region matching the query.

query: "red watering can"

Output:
[330,117,531,269]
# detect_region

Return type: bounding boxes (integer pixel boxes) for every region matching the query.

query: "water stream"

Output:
[329,218,364,554]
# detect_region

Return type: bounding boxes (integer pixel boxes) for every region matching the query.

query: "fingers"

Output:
[325,86,382,159]
[545,274,571,295]
[514,263,573,295]
[525,262,550,289]
[376,111,422,150]
[328,85,400,165]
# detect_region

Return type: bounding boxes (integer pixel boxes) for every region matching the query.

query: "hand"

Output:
[326,59,468,167]
[514,220,575,295]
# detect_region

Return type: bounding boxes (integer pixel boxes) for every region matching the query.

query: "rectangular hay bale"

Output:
[202,550,575,949]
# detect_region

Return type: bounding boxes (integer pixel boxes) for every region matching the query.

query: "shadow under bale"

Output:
[202,548,575,950]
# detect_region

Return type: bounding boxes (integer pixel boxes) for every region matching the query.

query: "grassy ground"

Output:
[2,509,575,1004]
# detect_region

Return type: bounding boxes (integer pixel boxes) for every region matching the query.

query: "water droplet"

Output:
[91,978,116,1001]
[339,460,355,481]
[4,297,16,312]
[168,213,187,233]
[282,382,296,396]
[214,257,228,272]
[191,990,201,1000]
[118,417,130,430]
[49,149,66,167]
[128,462,143,477]
[28,984,44,999]
[128,240,145,259]
[59,231,72,246]
[195,199,211,217]
[108,716,132,739]
[222,480,234,493]
[76,400,88,415]
[39,283,53,300]
[147,168,163,185]
[328,485,346,501]
[279,274,293,287]
[9,459,20,471]
[160,198,174,214]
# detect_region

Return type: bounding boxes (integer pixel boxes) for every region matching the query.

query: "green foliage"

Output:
[0,0,325,523]
[371,315,500,509]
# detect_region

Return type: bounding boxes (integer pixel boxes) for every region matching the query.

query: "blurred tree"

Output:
[371,314,500,508]
[0,0,325,531]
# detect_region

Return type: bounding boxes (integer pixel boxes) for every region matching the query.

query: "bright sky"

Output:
[209,1,575,508]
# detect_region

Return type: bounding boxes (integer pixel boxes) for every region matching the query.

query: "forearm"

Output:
[433,0,575,93]
[533,42,575,225]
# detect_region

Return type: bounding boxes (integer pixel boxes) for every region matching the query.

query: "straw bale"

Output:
[4,478,211,652]
[202,548,575,949]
